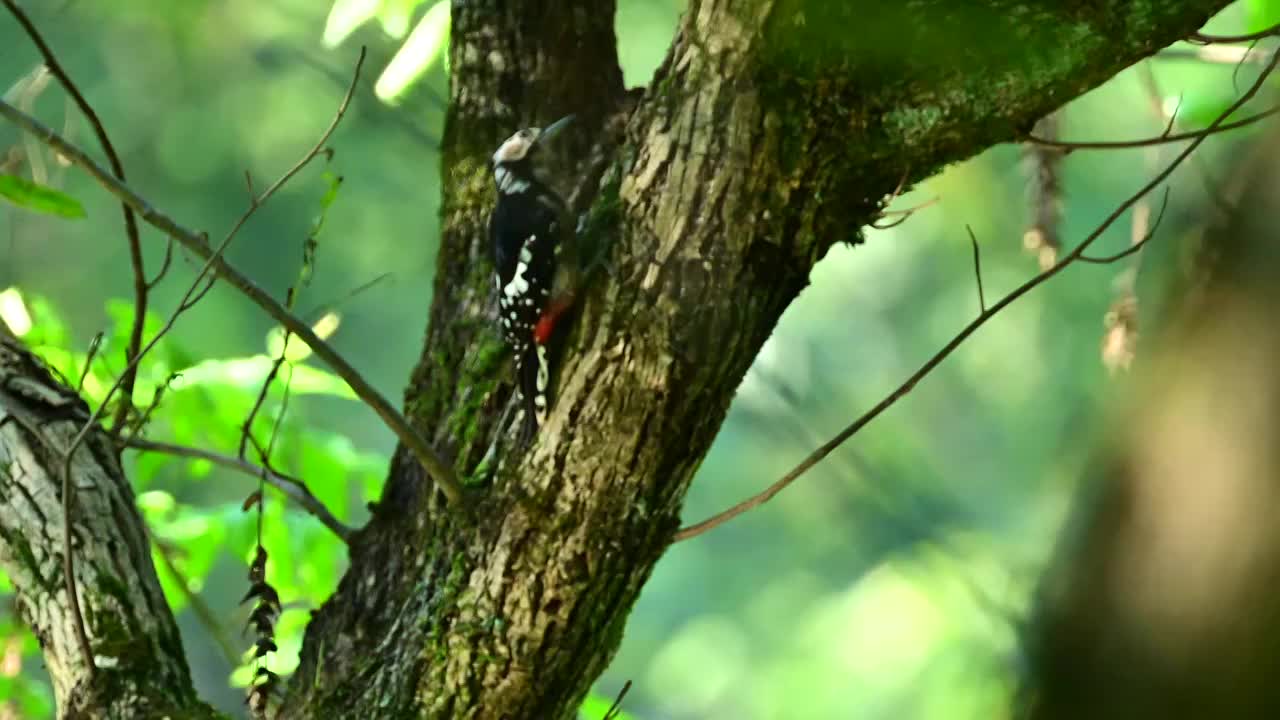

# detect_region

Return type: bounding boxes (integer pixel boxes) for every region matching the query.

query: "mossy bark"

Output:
[287,1,1232,719]
[0,334,221,719]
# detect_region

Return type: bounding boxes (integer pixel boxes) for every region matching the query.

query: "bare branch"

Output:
[967,226,986,313]
[1,0,149,439]
[602,680,633,720]
[1160,44,1268,66]
[1188,23,1280,44]
[1078,183,1172,264]
[1025,106,1279,150]
[872,196,941,230]
[0,52,466,509]
[53,168,271,677]
[124,437,354,542]
[674,48,1280,544]
[76,330,103,392]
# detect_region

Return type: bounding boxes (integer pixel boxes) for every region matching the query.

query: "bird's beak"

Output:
[536,114,575,144]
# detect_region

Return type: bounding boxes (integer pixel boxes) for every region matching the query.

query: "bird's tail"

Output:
[516,343,550,444]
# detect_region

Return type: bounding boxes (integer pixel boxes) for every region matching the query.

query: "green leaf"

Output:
[21,294,71,353]
[377,0,430,39]
[137,490,177,518]
[579,691,637,720]
[323,0,380,48]
[173,356,357,400]
[0,287,33,336]
[374,0,450,103]
[0,173,86,218]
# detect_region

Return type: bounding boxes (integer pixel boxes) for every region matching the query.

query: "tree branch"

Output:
[675,46,1280,543]
[291,1,1244,718]
[0,336,217,717]
[1189,22,1280,43]
[1025,105,1279,150]
[1,0,148,439]
[0,86,466,509]
[123,437,354,542]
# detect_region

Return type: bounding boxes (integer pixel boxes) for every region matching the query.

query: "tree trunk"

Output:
[0,2,1239,718]
[0,331,218,719]
[285,1,1234,718]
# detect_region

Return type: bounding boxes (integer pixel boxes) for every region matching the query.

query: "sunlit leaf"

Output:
[377,0,430,38]
[130,450,175,488]
[265,313,342,363]
[0,173,86,218]
[21,294,70,356]
[579,692,637,720]
[322,0,380,48]
[0,287,33,336]
[374,0,450,104]
[173,356,356,399]
[136,490,177,518]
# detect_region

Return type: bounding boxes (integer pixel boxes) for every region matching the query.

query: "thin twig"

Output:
[124,437,354,542]
[239,355,286,460]
[1,0,149,439]
[603,680,633,720]
[0,53,466,508]
[872,196,941,229]
[147,239,175,289]
[966,226,986,313]
[1078,187,1171,265]
[1025,106,1279,150]
[53,167,269,677]
[1189,23,1280,44]
[1159,45,1268,66]
[76,331,102,392]
[673,48,1280,543]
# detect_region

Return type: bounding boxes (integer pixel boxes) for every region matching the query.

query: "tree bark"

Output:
[0,332,218,719]
[0,2,1241,718]
[285,1,1235,718]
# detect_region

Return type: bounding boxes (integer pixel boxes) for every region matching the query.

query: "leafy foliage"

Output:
[0,173,86,218]
[0,288,383,701]
[323,0,450,103]
[0,285,637,717]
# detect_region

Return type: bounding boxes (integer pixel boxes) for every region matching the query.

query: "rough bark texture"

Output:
[0,1,1242,718]
[0,333,218,719]
[1023,131,1280,720]
[285,1,1234,718]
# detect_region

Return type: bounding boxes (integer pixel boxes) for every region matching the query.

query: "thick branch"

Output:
[0,336,216,718]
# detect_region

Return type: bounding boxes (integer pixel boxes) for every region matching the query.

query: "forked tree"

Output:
[0,0,1265,718]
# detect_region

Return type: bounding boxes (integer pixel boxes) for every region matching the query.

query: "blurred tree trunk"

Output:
[0,1,1238,718]
[1024,130,1280,719]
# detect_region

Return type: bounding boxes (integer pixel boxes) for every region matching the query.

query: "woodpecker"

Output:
[489,115,579,440]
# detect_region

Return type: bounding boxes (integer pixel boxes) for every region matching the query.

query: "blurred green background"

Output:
[1,0,1277,717]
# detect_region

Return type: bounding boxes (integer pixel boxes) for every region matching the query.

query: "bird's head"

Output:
[491,114,574,194]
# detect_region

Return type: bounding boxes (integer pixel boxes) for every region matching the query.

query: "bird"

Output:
[488,115,580,441]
